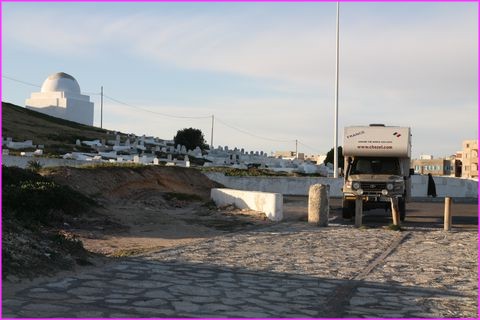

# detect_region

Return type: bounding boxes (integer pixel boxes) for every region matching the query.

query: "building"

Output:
[411,158,457,176]
[274,151,304,160]
[25,72,94,126]
[462,140,478,179]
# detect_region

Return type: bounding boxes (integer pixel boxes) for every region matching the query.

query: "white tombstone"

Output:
[153,157,159,165]
[161,147,167,153]
[33,149,43,156]
[133,155,140,163]
[180,145,187,154]
[185,161,191,168]
[76,139,81,146]
[184,155,189,162]
[167,154,173,161]
[117,157,123,163]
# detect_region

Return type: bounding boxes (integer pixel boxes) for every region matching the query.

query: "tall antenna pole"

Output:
[333,2,340,178]
[210,115,214,149]
[100,86,104,129]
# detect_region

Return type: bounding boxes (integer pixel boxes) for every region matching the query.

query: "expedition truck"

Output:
[342,124,412,221]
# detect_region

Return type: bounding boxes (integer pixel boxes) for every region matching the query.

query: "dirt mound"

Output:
[45,166,222,202]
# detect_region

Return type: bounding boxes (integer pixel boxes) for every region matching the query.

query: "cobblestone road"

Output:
[3,222,477,317]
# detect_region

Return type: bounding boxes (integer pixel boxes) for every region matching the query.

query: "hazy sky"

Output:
[2,2,477,158]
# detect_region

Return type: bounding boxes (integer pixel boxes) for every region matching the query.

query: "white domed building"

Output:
[25,72,94,126]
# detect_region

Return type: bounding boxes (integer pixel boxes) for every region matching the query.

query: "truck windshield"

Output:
[350,157,400,175]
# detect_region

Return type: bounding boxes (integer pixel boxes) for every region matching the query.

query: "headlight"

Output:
[352,182,361,190]
[356,189,364,196]
[386,183,394,190]
[382,189,389,196]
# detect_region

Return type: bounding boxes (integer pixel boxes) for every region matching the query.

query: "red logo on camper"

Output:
[393,132,401,138]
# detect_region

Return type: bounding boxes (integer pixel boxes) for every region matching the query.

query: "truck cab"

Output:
[342,125,412,221]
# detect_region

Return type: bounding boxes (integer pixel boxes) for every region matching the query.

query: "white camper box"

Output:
[343,126,411,158]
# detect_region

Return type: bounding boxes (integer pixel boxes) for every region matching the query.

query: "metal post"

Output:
[100,86,103,129]
[333,1,340,179]
[390,197,400,226]
[210,115,214,149]
[355,196,362,227]
[295,139,298,159]
[444,197,452,231]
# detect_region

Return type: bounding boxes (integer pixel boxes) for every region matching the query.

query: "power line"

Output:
[216,117,295,143]
[3,75,41,88]
[103,94,211,120]
[297,141,322,154]
[4,74,315,151]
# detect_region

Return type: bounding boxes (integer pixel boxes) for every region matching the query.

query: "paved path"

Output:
[3,222,477,317]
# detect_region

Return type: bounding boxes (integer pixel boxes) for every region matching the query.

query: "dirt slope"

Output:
[45,165,220,201]
[41,165,267,257]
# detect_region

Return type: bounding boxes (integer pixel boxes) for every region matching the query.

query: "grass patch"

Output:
[79,162,146,170]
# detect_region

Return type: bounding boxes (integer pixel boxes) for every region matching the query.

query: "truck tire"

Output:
[342,199,355,220]
[399,198,406,221]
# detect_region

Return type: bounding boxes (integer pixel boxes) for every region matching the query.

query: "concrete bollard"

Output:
[444,197,452,231]
[308,184,329,226]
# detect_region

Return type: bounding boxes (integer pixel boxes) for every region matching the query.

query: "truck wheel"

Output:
[342,199,355,220]
[399,198,406,221]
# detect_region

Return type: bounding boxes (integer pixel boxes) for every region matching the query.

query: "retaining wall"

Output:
[211,188,283,221]
[2,155,91,168]
[205,172,477,198]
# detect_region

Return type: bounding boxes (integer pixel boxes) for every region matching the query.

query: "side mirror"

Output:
[409,168,415,176]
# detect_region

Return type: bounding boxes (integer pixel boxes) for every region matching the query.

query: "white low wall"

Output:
[2,155,91,168]
[205,172,477,198]
[411,175,478,198]
[206,173,344,197]
[211,188,283,221]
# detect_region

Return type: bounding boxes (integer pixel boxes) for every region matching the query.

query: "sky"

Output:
[1,2,478,158]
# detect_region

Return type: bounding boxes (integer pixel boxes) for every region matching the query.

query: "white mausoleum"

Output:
[25,72,94,126]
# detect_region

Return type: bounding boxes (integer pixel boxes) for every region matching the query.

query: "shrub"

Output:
[2,166,95,226]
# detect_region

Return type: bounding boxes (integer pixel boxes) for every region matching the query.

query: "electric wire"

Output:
[2,75,41,88]
[215,117,296,143]
[103,94,212,120]
[4,74,323,152]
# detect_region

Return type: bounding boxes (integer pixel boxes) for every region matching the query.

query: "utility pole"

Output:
[333,1,340,178]
[100,86,104,129]
[210,115,215,149]
[295,139,298,159]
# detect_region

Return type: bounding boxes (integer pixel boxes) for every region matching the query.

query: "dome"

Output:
[40,72,81,94]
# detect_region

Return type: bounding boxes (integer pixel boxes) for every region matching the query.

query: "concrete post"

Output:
[444,197,452,231]
[390,197,400,226]
[308,184,329,226]
[355,196,363,228]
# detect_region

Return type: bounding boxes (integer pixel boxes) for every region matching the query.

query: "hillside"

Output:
[2,102,120,154]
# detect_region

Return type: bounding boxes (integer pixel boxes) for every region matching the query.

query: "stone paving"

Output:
[3,222,478,318]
